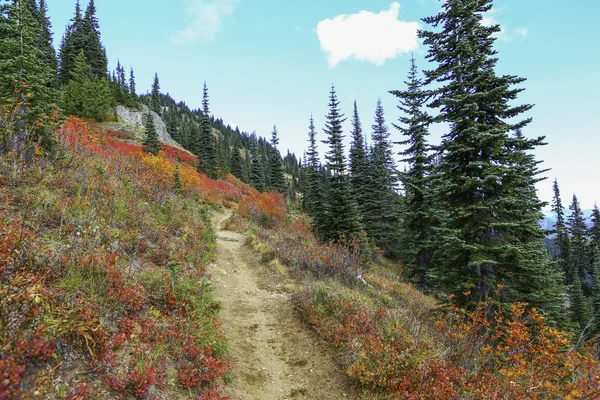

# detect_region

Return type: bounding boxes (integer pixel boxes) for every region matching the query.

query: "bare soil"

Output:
[210,211,356,400]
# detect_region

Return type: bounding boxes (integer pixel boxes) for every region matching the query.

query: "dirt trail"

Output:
[209,210,355,400]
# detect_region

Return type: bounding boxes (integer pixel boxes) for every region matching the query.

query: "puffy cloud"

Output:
[515,27,529,40]
[316,3,420,68]
[172,0,238,45]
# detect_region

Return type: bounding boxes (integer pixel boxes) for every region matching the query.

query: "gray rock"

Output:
[115,104,180,147]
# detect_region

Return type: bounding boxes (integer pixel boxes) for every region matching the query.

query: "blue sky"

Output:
[47,0,600,208]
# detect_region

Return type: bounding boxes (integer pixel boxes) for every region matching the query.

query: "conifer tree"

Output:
[151,73,161,115]
[363,99,399,255]
[250,135,265,191]
[589,205,600,266]
[229,135,245,180]
[173,164,183,195]
[304,115,325,232]
[58,0,83,85]
[349,100,368,222]
[61,51,112,121]
[592,250,600,335]
[268,125,286,193]
[552,179,570,278]
[143,111,161,155]
[391,56,435,280]
[569,195,590,291]
[36,0,58,88]
[199,81,217,178]
[82,0,106,79]
[420,0,564,318]
[0,0,59,152]
[129,68,137,99]
[321,85,361,242]
[570,272,589,334]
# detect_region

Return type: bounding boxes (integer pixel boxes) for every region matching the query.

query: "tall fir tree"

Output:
[420,0,564,319]
[569,195,590,291]
[250,135,265,191]
[552,179,570,280]
[82,0,106,78]
[0,0,59,153]
[150,73,161,115]
[36,0,58,88]
[304,115,325,234]
[321,85,361,242]
[129,67,137,99]
[61,51,112,122]
[363,99,399,256]
[589,205,600,267]
[199,81,217,179]
[592,248,600,335]
[349,100,368,223]
[229,135,245,181]
[268,125,286,193]
[391,55,435,281]
[143,111,161,155]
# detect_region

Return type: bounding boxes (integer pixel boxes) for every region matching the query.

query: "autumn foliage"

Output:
[0,117,245,399]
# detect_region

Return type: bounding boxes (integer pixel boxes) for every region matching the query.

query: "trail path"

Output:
[210,210,355,400]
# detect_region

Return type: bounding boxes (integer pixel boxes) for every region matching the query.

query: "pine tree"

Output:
[569,195,590,291]
[58,0,83,85]
[592,249,600,335]
[552,179,570,279]
[36,0,58,88]
[570,272,589,334]
[151,73,161,115]
[143,111,161,155]
[173,164,183,195]
[229,135,244,180]
[61,51,112,121]
[0,0,59,153]
[363,99,399,256]
[321,85,361,242]
[349,100,368,223]
[589,205,600,266]
[268,125,286,193]
[304,115,326,233]
[391,56,435,280]
[82,0,106,79]
[420,0,564,318]
[129,68,137,99]
[199,81,217,179]
[250,135,265,191]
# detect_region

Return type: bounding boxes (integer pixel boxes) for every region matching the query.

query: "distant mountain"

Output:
[539,209,594,232]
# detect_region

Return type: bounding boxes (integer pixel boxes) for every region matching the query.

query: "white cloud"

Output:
[481,10,528,42]
[515,27,529,40]
[172,0,238,45]
[316,2,420,68]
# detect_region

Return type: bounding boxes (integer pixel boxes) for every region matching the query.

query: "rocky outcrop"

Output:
[115,105,180,147]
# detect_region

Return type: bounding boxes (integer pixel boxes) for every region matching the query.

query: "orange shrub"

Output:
[237,191,286,227]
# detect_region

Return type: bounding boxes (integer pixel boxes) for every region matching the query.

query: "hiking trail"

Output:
[209,210,355,400]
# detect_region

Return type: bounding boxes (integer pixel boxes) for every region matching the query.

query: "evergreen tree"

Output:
[569,195,590,291]
[592,249,600,335]
[0,0,59,153]
[363,99,399,256]
[391,56,434,280]
[268,125,286,193]
[321,85,361,242]
[552,179,570,279]
[143,111,161,155]
[349,100,368,222]
[199,81,217,179]
[129,67,137,99]
[82,0,106,79]
[58,0,83,85]
[589,205,600,266]
[229,135,244,180]
[570,272,589,334]
[304,115,326,233]
[420,0,564,318]
[61,51,112,121]
[150,73,161,115]
[36,0,58,88]
[250,135,265,191]
[173,164,183,195]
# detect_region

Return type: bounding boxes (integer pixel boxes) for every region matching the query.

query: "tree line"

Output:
[302,0,581,330]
